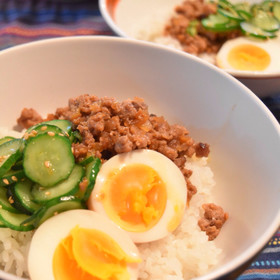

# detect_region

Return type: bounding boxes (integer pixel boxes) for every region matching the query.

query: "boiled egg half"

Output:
[28,210,141,280]
[216,36,280,73]
[88,149,187,243]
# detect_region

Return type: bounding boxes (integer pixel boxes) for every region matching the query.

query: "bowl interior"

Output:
[0,36,279,280]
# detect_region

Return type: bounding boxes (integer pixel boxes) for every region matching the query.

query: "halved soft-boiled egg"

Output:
[88,149,187,243]
[28,209,141,280]
[216,36,280,73]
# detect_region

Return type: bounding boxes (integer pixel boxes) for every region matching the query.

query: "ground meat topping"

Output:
[16,108,43,129]
[17,94,206,202]
[198,203,229,240]
[16,94,228,240]
[165,0,241,55]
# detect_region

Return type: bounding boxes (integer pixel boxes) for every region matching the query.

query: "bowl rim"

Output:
[98,0,280,80]
[0,35,279,280]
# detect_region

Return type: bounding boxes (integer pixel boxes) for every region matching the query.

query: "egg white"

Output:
[88,149,187,243]
[216,36,280,74]
[27,209,140,280]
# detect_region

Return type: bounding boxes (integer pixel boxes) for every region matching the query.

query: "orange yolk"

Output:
[52,226,141,280]
[100,164,167,232]
[227,44,270,71]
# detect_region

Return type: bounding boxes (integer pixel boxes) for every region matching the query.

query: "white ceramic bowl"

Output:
[0,36,279,280]
[99,0,280,98]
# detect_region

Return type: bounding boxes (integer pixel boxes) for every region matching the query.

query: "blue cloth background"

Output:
[0,1,279,279]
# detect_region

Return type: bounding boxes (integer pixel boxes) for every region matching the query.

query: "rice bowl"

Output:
[0,36,279,280]
[100,0,280,97]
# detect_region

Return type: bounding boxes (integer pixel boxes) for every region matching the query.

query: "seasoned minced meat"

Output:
[17,94,227,239]
[17,94,209,202]
[17,108,43,129]
[198,203,229,241]
[165,0,241,55]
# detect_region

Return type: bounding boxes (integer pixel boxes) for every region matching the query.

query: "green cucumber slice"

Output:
[260,0,275,12]
[0,169,25,187]
[76,157,101,201]
[23,133,75,187]
[0,208,33,231]
[22,196,85,228]
[25,124,66,139]
[43,119,72,136]
[273,2,280,21]
[78,156,95,166]
[32,165,84,203]
[237,9,252,21]
[252,10,279,32]
[202,13,239,31]
[0,187,19,213]
[12,180,40,214]
[0,136,15,146]
[234,2,251,13]
[0,139,23,178]
[218,8,243,21]
[240,21,277,39]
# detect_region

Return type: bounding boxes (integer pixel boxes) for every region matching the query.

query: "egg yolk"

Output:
[227,44,270,71]
[52,226,141,280]
[98,164,167,232]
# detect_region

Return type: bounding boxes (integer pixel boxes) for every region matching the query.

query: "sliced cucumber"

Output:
[237,10,252,21]
[273,2,280,21]
[78,156,95,166]
[23,133,75,187]
[22,196,85,228]
[202,13,239,31]
[0,169,25,187]
[252,10,279,32]
[0,139,23,178]
[10,180,40,214]
[25,124,66,139]
[261,0,275,12]
[0,208,33,231]
[43,119,72,136]
[0,187,19,213]
[218,8,243,21]
[235,2,251,13]
[76,157,101,201]
[32,165,84,203]
[240,21,277,39]
[0,136,15,146]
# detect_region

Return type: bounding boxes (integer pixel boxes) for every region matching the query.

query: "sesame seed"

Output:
[59,133,64,137]
[41,126,48,131]
[11,176,18,182]
[45,191,51,196]
[44,161,50,168]
[0,205,2,209]
[3,178,9,185]
[54,211,58,216]
[23,132,29,140]
[8,196,14,204]
[48,131,55,136]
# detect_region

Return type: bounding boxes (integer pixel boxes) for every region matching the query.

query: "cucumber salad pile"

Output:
[201,0,280,39]
[0,119,101,231]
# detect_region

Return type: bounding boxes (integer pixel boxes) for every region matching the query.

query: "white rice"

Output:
[0,128,222,279]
